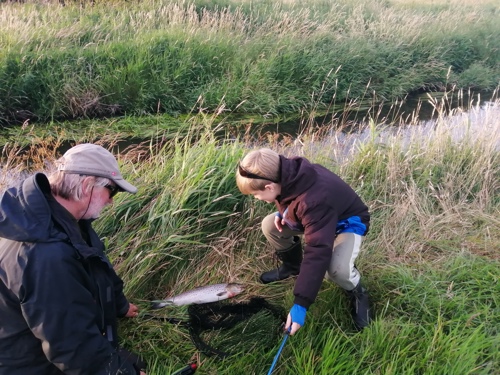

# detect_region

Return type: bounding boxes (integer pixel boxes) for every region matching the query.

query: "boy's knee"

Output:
[326,267,348,283]
[261,213,277,235]
[326,266,359,290]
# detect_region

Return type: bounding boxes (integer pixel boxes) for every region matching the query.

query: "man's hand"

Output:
[125,303,139,318]
[285,304,307,335]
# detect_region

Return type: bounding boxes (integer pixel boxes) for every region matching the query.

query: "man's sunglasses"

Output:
[238,163,278,183]
[104,184,121,198]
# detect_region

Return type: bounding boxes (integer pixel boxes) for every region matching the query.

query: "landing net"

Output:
[187,297,286,358]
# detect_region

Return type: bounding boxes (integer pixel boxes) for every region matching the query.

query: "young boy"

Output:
[236,148,372,334]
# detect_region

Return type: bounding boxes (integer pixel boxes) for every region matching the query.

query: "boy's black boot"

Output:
[346,282,372,331]
[260,237,302,284]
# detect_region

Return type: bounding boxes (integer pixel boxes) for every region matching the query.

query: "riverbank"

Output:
[1,1,499,372]
[1,0,499,125]
[104,96,500,375]
[1,96,499,374]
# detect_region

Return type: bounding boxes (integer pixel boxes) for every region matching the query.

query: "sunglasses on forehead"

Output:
[238,163,278,183]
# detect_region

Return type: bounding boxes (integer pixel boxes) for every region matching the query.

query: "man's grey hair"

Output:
[48,171,110,201]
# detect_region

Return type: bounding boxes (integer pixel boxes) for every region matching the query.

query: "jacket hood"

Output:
[278,156,317,204]
[0,173,54,242]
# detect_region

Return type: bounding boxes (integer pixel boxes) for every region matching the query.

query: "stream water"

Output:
[321,98,500,165]
[1,91,499,193]
[258,90,496,136]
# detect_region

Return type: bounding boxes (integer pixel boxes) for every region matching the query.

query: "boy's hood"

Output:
[278,155,317,204]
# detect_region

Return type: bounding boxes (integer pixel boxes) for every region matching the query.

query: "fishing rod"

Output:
[266,330,290,375]
[171,363,197,375]
[142,313,189,326]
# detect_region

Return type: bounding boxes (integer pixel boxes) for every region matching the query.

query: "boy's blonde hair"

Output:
[236,148,280,194]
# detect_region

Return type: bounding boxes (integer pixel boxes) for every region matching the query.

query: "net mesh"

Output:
[187,297,286,358]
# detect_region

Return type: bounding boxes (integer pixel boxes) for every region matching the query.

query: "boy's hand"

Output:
[285,304,307,335]
[274,213,284,232]
[125,303,139,318]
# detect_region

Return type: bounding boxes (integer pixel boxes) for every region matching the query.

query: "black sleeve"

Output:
[293,204,337,308]
[110,265,130,317]
[20,244,137,375]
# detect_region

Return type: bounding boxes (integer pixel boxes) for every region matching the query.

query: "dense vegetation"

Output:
[1,0,499,125]
[1,0,499,373]
[2,97,499,374]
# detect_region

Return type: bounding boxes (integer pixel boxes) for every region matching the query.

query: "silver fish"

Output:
[151,283,245,309]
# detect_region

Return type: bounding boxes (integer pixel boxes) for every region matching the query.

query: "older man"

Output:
[0,144,145,374]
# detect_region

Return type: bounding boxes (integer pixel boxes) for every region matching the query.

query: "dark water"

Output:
[1,90,498,192]
[257,90,496,136]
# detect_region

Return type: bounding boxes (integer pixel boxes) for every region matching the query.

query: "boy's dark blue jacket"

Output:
[276,156,370,309]
[0,173,136,374]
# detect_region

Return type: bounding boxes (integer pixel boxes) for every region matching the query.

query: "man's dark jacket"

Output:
[276,156,370,309]
[0,173,136,374]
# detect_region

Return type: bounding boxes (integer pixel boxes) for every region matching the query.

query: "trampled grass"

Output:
[1,0,499,124]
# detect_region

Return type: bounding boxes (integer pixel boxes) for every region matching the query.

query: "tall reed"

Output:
[1,94,498,374]
[95,98,500,374]
[1,0,499,124]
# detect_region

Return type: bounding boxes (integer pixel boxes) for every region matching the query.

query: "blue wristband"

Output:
[275,211,283,219]
[290,304,307,326]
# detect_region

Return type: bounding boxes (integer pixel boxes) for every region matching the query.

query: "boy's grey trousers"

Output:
[261,212,363,291]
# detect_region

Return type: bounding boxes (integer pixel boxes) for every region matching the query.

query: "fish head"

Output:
[226,283,245,297]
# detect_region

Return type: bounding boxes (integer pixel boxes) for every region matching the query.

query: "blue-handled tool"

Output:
[266,331,289,375]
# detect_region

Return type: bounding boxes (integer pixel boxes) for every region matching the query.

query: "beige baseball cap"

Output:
[56,143,137,194]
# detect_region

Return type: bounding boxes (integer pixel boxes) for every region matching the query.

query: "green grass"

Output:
[98,99,499,374]
[1,77,499,375]
[0,98,484,375]
[0,0,499,124]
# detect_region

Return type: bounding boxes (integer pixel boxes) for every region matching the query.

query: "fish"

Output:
[150,283,245,309]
